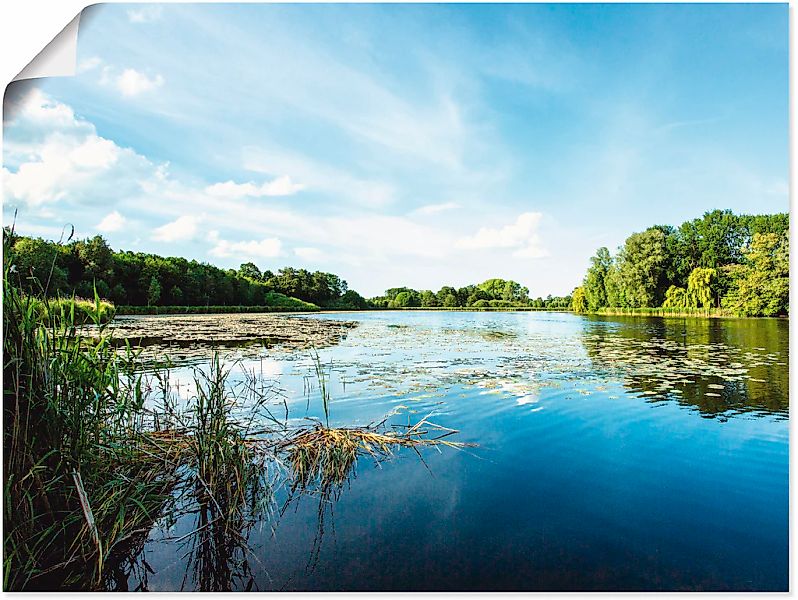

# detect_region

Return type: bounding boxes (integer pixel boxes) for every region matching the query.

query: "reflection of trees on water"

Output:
[581,316,788,418]
[106,471,276,592]
[104,452,366,591]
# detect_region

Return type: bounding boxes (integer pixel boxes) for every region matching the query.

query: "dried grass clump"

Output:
[284,417,471,492]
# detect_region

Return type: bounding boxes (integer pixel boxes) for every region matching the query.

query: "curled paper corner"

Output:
[12,11,82,82]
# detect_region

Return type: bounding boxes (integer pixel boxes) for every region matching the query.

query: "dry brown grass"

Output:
[283,417,472,492]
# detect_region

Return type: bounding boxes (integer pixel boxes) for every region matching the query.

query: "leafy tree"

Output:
[613,228,669,307]
[687,267,716,308]
[571,286,587,313]
[238,262,262,280]
[583,247,611,311]
[662,285,690,309]
[436,286,458,305]
[420,290,438,307]
[393,290,419,308]
[170,285,184,304]
[442,293,459,308]
[723,232,789,316]
[147,276,161,306]
[331,290,369,310]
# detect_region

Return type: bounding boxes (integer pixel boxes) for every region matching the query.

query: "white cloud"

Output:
[96,211,126,232]
[243,145,395,207]
[294,246,322,260]
[209,237,283,259]
[413,202,460,216]
[127,6,163,23]
[457,212,547,258]
[116,69,164,97]
[77,56,102,73]
[205,175,304,198]
[2,89,152,207]
[152,215,200,242]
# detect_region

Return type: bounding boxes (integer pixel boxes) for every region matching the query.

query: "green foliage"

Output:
[392,290,419,308]
[583,247,611,311]
[29,296,116,325]
[8,233,361,310]
[579,210,788,317]
[613,228,669,308]
[687,267,716,308]
[146,276,161,306]
[722,232,789,317]
[571,286,587,313]
[478,278,529,302]
[237,262,262,280]
[420,290,438,307]
[662,285,690,309]
[328,290,370,310]
[372,277,535,309]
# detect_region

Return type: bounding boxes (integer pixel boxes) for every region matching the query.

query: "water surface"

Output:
[123,311,788,591]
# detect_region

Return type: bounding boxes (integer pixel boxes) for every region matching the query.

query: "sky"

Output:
[2,3,788,297]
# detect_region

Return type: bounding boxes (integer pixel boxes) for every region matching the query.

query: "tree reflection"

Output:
[581,316,788,418]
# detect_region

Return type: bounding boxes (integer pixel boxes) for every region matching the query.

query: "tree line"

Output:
[6,231,369,310]
[571,210,789,317]
[369,278,572,309]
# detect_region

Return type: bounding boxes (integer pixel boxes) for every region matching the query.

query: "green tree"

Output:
[614,228,669,307]
[723,232,789,316]
[687,267,716,308]
[442,293,459,307]
[147,276,161,306]
[238,262,262,280]
[662,285,690,309]
[571,286,587,313]
[393,290,419,307]
[583,247,612,311]
[420,290,438,307]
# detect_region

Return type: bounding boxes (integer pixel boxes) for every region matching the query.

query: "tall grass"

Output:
[3,228,472,590]
[595,306,732,318]
[3,240,174,589]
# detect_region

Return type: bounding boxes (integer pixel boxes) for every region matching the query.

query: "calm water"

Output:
[121,311,788,591]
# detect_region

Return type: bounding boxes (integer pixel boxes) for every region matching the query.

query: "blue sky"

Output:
[2,3,788,297]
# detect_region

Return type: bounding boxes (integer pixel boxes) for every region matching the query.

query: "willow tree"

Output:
[571,286,587,313]
[663,285,690,309]
[687,267,716,308]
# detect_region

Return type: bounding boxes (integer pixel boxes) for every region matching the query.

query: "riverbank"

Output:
[588,307,788,319]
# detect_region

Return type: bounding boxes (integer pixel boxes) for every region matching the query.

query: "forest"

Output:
[6,231,369,311]
[571,210,789,317]
[369,281,571,309]
[7,208,787,318]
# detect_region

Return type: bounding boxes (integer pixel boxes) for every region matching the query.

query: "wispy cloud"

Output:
[243,145,395,207]
[209,237,283,259]
[205,176,304,198]
[412,202,460,216]
[127,6,163,23]
[294,246,323,260]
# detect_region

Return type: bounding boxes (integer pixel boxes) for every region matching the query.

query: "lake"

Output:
[116,310,788,591]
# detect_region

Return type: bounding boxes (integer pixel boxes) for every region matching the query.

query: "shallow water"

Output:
[122,311,788,591]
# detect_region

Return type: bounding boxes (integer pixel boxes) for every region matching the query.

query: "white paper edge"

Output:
[12,11,82,82]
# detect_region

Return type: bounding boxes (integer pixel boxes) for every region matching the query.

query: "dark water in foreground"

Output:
[123,311,788,591]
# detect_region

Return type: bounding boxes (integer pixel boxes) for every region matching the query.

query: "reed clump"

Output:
[285,358,472,493]
[286,420,468,491]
